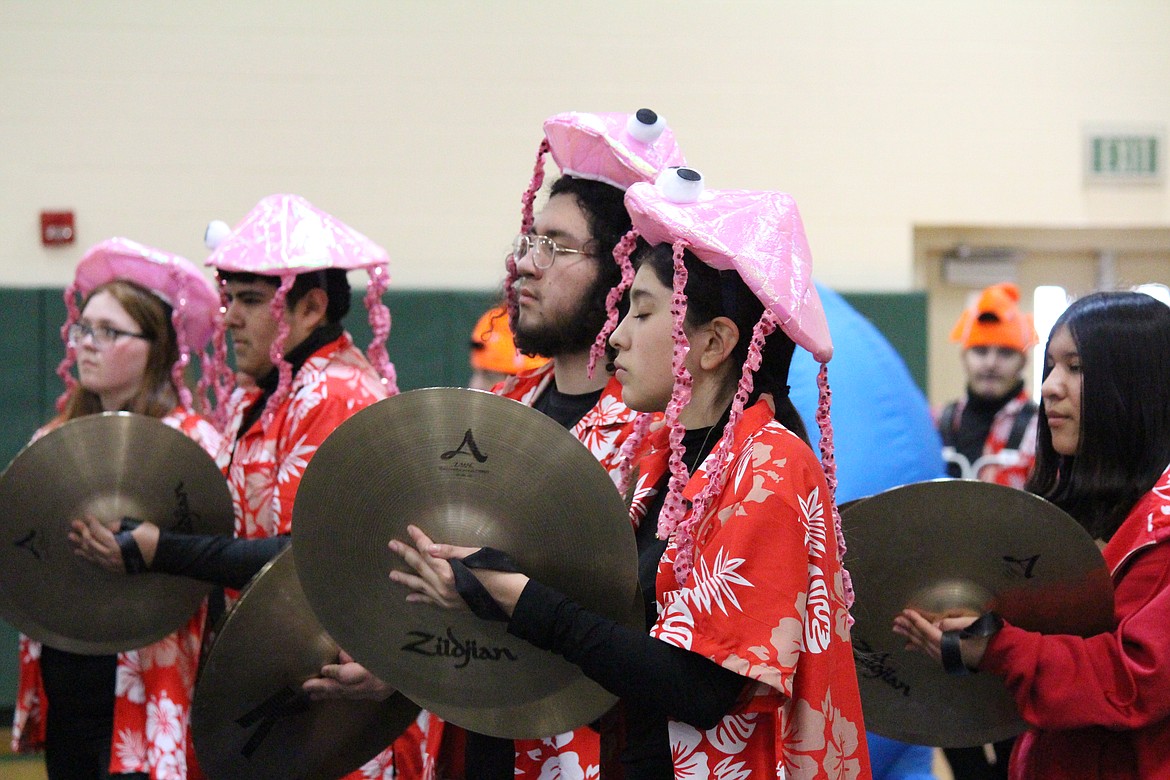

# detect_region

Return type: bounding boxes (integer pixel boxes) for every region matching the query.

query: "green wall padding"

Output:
[0,286,925,708]
[842,291,929,391]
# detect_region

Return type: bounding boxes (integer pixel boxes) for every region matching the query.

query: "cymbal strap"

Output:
[114,529,149,574]
[461,547,521,572]
[940,631,971,676]
[942,612,1003,676]
[451,547,522,622]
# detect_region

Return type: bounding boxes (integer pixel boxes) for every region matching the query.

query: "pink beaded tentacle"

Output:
[520,138,550,234]
[193,291,224,417]
[364,265,398,395]
[816,362,855,615]
[54,282,83,412]
[208,280,235,431]
[261,274,296,428]
[195,351,215,416]
[504,252,521,325]
[167,266,195,412]
[614,411,654,497]
[684,309,780,551]
[588,227,640,378]
[656,242,695,570]
[507,138,552,321]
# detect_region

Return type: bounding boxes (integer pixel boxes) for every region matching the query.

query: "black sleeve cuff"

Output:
[151,531,290,590]
[508,578,567,649]
[507,579,747,729]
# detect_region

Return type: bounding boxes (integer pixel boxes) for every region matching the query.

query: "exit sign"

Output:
[1084,125,1163,183]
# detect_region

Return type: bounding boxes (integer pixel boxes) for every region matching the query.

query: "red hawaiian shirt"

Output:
[638,400,871,779]
[217,332,396,779]
[218,332,389,543]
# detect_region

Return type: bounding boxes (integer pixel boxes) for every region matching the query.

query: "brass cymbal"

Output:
[408,584,646,740]
[835,496,867,515]
[292,388,639,740]
[192,548,418,780]
[0,412,234,654]
[842,479,1114,748]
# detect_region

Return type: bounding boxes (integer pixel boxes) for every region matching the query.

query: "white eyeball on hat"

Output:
[625,108,668,145]
[656,166,704,204]
[203,220,232,252]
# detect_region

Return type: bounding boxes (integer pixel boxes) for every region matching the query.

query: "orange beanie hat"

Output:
[950,282,1038,351]
[470,306,548,375]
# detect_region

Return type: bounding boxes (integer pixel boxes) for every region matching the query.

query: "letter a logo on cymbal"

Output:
[235,686,307,758]
[441,429,488,463]
[14,529,43,561]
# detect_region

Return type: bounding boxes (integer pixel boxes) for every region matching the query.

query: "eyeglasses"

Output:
[512,234,593,271]
[67,322,150,348]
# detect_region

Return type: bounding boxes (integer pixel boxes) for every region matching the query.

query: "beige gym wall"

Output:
[2,0,1168,295]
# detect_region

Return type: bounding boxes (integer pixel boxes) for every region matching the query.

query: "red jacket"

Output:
[983,464,1170,779]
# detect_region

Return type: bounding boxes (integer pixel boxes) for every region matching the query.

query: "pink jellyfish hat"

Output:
[57,237,221,413]
[506,109,687,331]
[625,173,832,363]
[544,110,687,192]
[204,194,397,424]
[612,169,851,613]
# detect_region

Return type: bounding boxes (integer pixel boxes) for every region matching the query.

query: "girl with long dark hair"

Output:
[896,291,1170,779]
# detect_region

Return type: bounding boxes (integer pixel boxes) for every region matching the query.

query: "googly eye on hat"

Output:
[540,108,686,192]
[656,166,705,204]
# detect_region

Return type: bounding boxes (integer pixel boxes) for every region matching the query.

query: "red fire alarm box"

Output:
[41,211,75,245]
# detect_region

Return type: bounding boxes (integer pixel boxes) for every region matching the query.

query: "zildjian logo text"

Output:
[401,628,518,668]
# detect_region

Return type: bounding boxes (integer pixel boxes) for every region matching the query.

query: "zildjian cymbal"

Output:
[407,583,647,740]
[292,388,639,740]
[842,479,1114,748]
[0,412,234,654]
[192,547,419,780]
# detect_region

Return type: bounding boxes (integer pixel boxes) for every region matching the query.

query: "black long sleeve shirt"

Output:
[508,420,748,779]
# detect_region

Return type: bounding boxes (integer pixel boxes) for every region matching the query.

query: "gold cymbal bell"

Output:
[192,547,418,780]
[0,412,234,654]
[842,479,1114,747]
[292,388,639,739]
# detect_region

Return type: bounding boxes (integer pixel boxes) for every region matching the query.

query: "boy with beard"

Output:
[394,109,684,780]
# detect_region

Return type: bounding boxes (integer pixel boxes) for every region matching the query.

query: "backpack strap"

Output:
[1005,399,1039,451]
[938,402,960,448]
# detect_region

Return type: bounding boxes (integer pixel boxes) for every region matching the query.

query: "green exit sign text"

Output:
[1084,125,1163,183]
